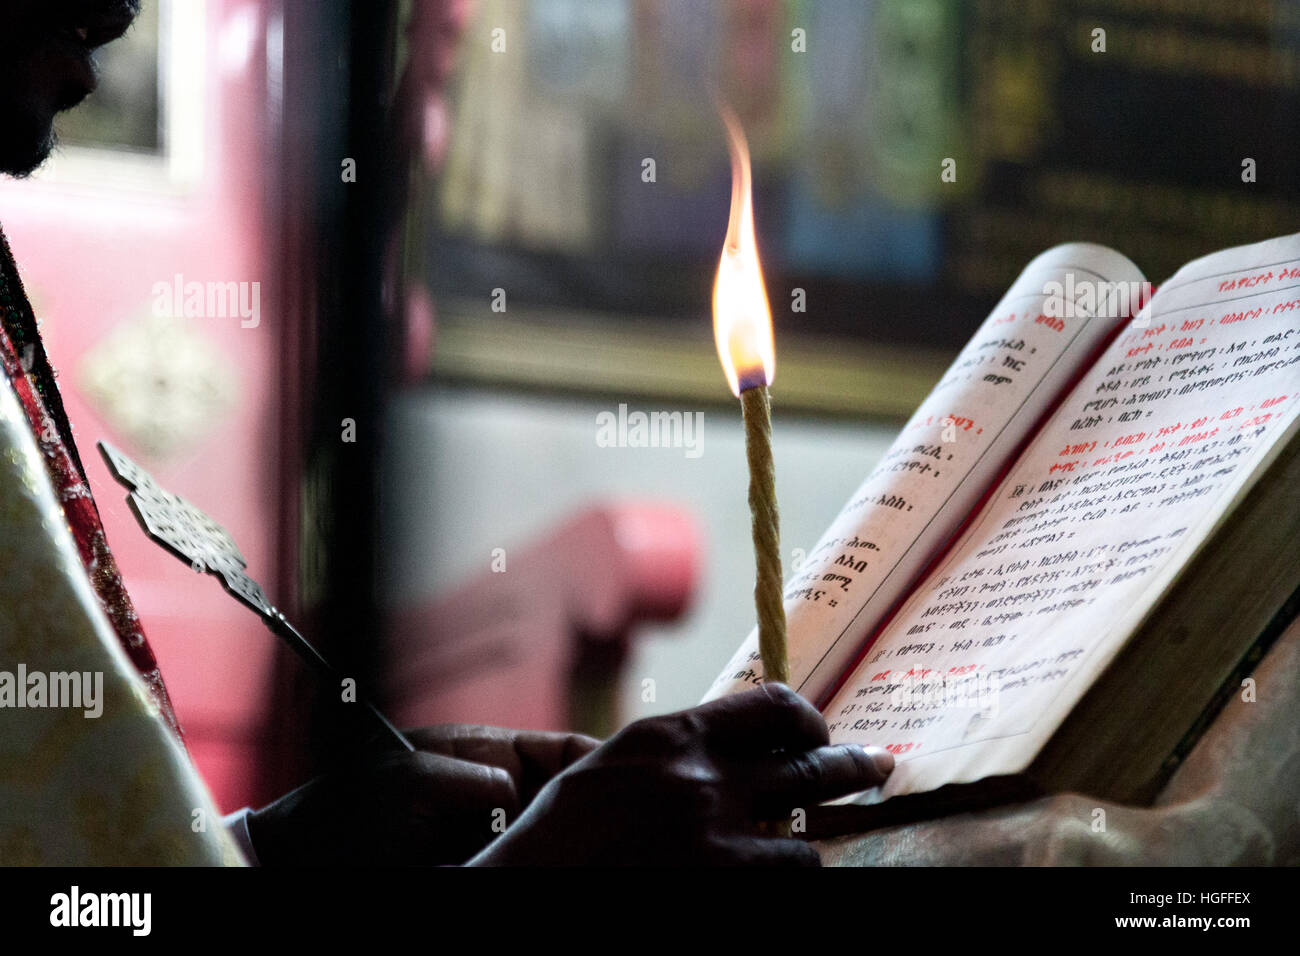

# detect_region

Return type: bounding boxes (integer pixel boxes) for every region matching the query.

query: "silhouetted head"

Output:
[0,0,141,175]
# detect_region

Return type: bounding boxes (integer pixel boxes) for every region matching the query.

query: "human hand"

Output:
[247,724,598,866]
[469,683,894,866]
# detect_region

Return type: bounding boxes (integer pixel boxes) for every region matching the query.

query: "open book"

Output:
[705,233,1300,835]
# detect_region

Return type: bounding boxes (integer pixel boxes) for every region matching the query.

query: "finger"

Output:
[402,750,522,822]
[405,725,599,769]
[454,728,601,805]
[402,723,511,757]
[397,752,521,864]
[708,836,821,867]
[686,683,829,754]
[747,744,894,816]
[402,724,468,754]
[404,726,529,794]
[404,725,601,801]
[511,731,602,801]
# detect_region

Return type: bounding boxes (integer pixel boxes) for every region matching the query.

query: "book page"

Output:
[704,243,1148,705]
[823,232,1300,803]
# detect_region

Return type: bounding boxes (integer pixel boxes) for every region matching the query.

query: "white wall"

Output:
[383,385,897,722]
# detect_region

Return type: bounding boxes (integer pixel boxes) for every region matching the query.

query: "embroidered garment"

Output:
[0,372,242,863]
[0,227,181,738]
[0,227,239,864]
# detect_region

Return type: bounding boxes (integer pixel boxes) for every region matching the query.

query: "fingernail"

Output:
[863,746,894,776]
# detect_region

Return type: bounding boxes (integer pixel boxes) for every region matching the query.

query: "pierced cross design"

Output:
[99,440,273,617]
[97,440,413,752]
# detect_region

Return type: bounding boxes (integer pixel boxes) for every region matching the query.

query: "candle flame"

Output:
[712,108,774,397]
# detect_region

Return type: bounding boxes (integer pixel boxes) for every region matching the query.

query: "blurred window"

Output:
[57,0,162,154]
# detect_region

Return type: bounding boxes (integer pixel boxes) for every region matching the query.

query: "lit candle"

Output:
[712,109,788,686]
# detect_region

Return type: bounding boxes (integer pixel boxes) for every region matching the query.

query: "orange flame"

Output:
[712,108,774,397]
